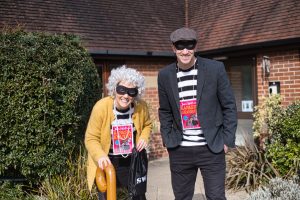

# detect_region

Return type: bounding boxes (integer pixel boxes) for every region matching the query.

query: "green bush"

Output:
[0,182,36,200]
[228,98,300,191]
[270,101,300,140]
[37,147,128,200]
[226,134,280,191]
[252,94,282,149]
[0,28,101,182]
[266,101,300,175]
[38,147,97,200]
[252,96,299,177]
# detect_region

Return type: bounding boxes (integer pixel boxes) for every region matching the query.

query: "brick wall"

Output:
[126,58,171,122]
[126,58,174,159]
[95,48,300,160]
[256,48,300,107]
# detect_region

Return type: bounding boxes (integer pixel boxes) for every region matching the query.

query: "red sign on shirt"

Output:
[180,99,200,130]
[111,124,133,155]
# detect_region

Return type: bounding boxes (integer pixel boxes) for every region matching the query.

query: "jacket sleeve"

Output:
[84,102,107,163]
[138,101,152,143]
[157,71,174,147]
[217,62,237,148]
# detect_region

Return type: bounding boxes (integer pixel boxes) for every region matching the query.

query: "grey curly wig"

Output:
[106,65,145,100]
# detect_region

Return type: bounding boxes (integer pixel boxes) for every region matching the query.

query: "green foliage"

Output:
[247,176,300,200]
[226,135,280,192]
[117,188,129,200]
[37,147,97,200]
[266,101,300,175]
[269,101,300,140]
[0,28,101,182]
[0,182,36,200]
[37,147,128,200]
[252,95,299,177]
[252,95,282,147]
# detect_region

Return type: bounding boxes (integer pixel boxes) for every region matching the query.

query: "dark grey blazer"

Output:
[157,56,237,153]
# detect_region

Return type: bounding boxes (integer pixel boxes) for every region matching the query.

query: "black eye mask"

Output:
[116,85,138,97]
[174,40,197,50]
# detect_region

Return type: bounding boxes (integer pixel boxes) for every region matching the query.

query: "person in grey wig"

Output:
[85,65,152,200]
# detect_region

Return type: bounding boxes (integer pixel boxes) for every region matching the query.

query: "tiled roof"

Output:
[0,0,184,55]
[1,0,299,54]
[189,0,300,52]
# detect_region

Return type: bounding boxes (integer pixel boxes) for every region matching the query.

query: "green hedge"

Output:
[0,182,35,200]
[0,28,101,182]
[267,101,300,175]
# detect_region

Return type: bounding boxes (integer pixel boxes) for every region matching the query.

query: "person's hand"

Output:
[136,139,147,152]
[224,144,228,154]
[97,156,111,170]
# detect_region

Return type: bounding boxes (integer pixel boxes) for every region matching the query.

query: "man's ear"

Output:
[171,45,177,53]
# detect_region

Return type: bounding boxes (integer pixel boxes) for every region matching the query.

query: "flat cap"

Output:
[170,27,197,43]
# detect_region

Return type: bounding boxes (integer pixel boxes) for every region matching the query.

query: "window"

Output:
[95,61,125,97]
[224,57,256,119]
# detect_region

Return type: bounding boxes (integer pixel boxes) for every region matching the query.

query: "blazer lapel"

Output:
[169,64,180,110]
[197,58,206,105]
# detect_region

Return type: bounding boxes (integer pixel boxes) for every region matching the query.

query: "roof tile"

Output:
[189,0,300,51]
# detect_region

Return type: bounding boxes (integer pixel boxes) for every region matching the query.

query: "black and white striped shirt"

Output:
[177,62,207,147]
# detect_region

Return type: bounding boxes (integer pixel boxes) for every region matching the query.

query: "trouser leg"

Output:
[97,189,106,200]
[197,146,226,200]
[168,146,198,200]
[168,145,226,200]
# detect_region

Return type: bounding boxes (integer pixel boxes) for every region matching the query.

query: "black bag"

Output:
[128,147,148,197]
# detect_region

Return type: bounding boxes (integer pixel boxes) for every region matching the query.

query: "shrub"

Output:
[252,94,282,149]
[37,147,97,200]
[0,181,36,200]
[270,101,300,140]
[37,147,129,200]
[0,28,101,182]
[247,176,300,200]
[226,134,280,191]
[266,101,300,175]
[252,96,299,177]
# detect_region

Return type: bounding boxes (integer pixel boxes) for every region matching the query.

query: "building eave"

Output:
[89,49,174,57]
[198,37,300,56]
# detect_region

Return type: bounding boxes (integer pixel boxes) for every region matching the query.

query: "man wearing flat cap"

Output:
[158,27,237,200]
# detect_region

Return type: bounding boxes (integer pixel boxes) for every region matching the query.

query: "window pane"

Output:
[226,63,253,113]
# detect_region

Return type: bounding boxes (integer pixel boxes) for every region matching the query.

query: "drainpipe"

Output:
[185,0,189,27]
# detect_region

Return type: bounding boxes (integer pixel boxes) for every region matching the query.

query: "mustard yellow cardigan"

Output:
[84,96,152,191]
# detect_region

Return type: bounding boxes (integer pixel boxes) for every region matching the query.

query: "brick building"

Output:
[1,0,299,159]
